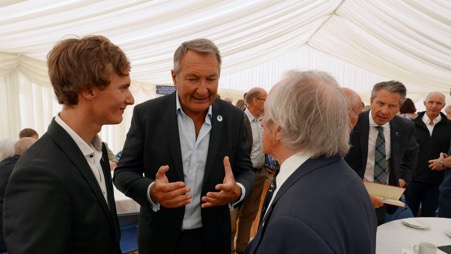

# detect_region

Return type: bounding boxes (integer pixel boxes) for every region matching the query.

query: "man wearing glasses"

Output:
[231,87,268,254]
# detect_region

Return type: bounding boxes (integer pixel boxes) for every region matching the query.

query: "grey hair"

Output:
[0,138,17,161]
[266,70,350,158]
[173,38,221,75]
[370,81,407,106]
[14,137,37,156]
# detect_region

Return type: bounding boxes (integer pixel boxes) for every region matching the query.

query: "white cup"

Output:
[414,242,437,254]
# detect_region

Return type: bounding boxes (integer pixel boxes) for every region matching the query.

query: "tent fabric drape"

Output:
[0,0,450,151]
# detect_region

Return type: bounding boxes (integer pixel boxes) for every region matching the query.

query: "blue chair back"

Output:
[117,212,139,254]
[384,197,414,223]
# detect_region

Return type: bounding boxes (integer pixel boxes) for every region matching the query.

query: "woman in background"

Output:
[235,99,246,111]
[399,98,417,120]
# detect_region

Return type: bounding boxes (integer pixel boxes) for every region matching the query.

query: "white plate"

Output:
[446,231,451,238]
[402,218,430,230]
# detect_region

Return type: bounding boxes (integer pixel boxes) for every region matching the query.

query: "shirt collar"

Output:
[244,108,262,122]
[54,114,102,156]
[422,113,441,125]
[277,151,312,187]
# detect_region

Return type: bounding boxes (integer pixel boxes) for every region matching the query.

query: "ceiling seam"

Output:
[306,0,346,47]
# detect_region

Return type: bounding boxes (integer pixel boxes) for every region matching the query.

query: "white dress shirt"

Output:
[244,109,265,168]
[55,114,108,203]
[422,113,441,136]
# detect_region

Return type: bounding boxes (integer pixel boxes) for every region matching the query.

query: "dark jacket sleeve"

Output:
[398,120,419,183]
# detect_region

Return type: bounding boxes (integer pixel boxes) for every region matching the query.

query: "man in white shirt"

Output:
[345,81,419,225]
[406,92,451,217]
[231,87,267,254]
[248,70,376,254]
[3,35,135,254]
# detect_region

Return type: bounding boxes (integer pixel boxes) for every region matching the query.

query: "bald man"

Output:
[342,87,364,129]
[231,87,268,254]
[406,91,451,217]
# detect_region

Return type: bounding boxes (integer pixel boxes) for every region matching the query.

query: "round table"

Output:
[376,218,451,254]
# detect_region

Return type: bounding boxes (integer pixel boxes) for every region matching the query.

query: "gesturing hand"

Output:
[150,165,191,208]
[201,156,241,208]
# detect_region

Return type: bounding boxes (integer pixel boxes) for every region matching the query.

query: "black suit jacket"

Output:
[345,111,419,220]
[0,155,19,250]
[412,112,451,185]
[114,92,254,254]
[248,156,377,254]
[3,120,121,254]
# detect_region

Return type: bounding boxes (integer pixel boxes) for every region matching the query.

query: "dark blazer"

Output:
[412,112,451,185]
[3,120,121,254]
[113,92,254,254]
[243,112,253,154]
[0,155,19,251]
[248,156,377,254]
[345,111,419,220]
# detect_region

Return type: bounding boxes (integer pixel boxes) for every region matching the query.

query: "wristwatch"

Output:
[439,160,445,168]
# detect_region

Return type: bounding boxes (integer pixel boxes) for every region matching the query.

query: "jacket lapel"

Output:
[203,99,223,189]
[101,143,120,238]
[160,93,184,181]
[253,157,339,251]
[47,119,116,230]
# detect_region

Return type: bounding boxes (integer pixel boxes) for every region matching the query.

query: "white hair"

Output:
[266,70,350,158]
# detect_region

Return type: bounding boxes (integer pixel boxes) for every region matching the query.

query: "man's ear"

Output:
[275,125,282,141]
[81,89,94,100]
[171,70,177,89]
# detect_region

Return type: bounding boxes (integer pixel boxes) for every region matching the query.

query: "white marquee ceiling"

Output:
[0,0,450,93]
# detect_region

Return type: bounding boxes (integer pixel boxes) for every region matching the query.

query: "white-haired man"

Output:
[247,71,376,254]
[406,92,451,217]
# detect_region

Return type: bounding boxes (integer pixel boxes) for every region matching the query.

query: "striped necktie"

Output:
[374,126,388,183]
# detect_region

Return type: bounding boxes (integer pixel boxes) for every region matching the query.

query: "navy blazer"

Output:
[114,92,254,254]
[248,156,377,254]
[3,120,121,254]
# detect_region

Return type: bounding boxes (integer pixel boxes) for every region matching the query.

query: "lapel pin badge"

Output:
[217,115,223,122]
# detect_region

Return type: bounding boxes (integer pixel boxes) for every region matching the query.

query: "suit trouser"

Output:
[231,168,267,253]
[405,181,439,217]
